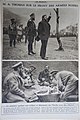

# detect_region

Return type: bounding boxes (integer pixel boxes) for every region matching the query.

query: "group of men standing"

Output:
[8,12,52,59]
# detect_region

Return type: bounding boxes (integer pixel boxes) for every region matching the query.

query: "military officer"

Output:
[3,62,30,103]
[27,13,36,55]
[55,70,78,102]
[8,18,17,47]
[38,65,51,86]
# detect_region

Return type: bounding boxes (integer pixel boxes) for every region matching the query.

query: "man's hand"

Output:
[42,78,45,81]
[44,81,49,86]
[24,95,29,102]
[62,85,65,91]
[60,92,64,99]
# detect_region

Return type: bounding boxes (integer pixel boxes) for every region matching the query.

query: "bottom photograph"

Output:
[2,61,79,103]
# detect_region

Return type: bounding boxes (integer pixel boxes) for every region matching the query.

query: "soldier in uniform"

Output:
[17,24,23,42]
[8,18,17,47]
[24,26,28,44]
[38,65,51,86]
[55,70,79,102]
[2,62,31,103]
[38,13,51,60]
[27,13,36,55]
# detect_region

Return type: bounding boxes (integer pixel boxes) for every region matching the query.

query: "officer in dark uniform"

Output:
[38,65,50,86]
[8,18,17,47]
[27,13,36,55]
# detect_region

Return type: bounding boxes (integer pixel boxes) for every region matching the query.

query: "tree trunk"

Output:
[54,8,63,50]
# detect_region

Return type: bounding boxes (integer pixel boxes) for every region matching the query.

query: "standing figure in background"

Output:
[27,13,36,55]
[38,13,51,60]
[8,18,17,47]
[24,26,28,44]
[17,24,23,42]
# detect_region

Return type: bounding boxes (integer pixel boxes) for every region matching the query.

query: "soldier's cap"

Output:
[19,24,23,27]
[12,62,23,69]
[44,65,49,69]
[50,70,59,75]
[10,18,15,21]
[30,13,35,17]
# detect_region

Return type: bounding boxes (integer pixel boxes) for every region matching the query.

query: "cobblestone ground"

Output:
[3,34,78,60]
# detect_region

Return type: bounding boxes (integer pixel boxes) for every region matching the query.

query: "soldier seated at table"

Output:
[38,65,51,86]
[22,65,38,87]
[53,70,79,102]
[2,62,38,103]
[49,71,58,87]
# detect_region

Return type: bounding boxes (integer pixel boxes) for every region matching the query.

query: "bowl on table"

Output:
[37,93,60,102]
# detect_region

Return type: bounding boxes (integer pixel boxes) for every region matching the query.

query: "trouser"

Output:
[25,35,27,44]
[60,80,78,102]
[9,35,16,47]
[28,36,34,53]
[40,39,48,58]
[57,37,63,49]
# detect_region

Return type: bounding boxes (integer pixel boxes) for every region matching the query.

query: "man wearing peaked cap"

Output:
[8,18,17,47]
[10,18,15,21]
[27,13,36,55]
[3,62,30,103]
[30,13,35,17]
[12,62,23,69]
[38,65,50,86]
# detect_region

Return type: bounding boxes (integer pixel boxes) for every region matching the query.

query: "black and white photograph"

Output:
[2,61,78,103]
[1,0,80,119]
[3,6,78,60]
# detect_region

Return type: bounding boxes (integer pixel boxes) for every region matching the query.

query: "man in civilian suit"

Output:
[38,13,51,60]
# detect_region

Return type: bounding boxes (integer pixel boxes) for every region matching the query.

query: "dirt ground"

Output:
[3,34,78,60]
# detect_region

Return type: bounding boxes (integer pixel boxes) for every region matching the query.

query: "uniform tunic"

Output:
[3,71,27,103]
[27,19,36,53]
[8,23,17,47]
[55,71,78,101]
[38,70,50,85]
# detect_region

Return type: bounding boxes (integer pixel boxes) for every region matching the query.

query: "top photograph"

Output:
[2,1,78,60]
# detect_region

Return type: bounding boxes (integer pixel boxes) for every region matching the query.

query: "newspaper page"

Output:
[0,0,80,120]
